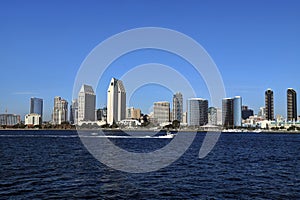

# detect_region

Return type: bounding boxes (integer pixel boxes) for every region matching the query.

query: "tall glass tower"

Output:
[287,88,297,122]
[265,89,274,121]
[222,96,242,127]
[233,96,242,126]
[30,97,43,121]
[187,98,208,126]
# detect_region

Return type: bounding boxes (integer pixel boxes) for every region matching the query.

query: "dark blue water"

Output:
[0,130,299,199]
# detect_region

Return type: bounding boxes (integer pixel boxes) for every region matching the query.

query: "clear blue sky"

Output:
[0,0,299,121]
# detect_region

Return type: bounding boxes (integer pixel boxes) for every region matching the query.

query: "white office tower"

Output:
[78,84,96,122]
[107,78,126,125]
[52,96,68,125]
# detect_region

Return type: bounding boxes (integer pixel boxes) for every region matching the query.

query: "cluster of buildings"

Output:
[1,77,299,130]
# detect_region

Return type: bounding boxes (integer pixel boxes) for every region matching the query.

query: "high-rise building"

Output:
[52,96,68,125]
[241,105,254,120]
[187,98,208,126]
[153,101,170,124]
[233,96,242,126]
[265,89,274,121]
[78,84,96,122]
[222,98,234,127]
[107,78,126,125]
[208,107,217,125]
[126,107,141,120]
[217,108,222,125]
[208,107,222,126]
[222,96,242,127]
[30,97,43,121]
[287,88,297,122]
[172,92,183,122]
[70,99,78,124]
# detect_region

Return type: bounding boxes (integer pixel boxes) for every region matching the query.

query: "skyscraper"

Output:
[69,99,78,124]
[78,84,96,122]
[265,89,274,121]
[187,98,208,126]
[107,78,126,125]
[153,101,170,124]
[52,96,68,125]
[233,96,242,126]
[222,98,234,127]
[30,97,43,121]
[222,96,242,127]
[172,92,183,122]
[287,88,297,122]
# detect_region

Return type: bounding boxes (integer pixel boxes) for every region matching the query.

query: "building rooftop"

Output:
[80,84,95,94]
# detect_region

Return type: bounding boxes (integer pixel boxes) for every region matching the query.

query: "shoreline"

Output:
[0,128,300,134]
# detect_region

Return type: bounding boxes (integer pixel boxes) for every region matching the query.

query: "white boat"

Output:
[158,131,176,138]
[158,133,175,138]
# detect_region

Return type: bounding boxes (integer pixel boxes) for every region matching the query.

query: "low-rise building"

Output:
[25,113,41,126]
[0,114,20,126]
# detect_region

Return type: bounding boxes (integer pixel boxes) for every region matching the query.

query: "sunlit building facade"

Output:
[107,78,126,125]
[187,98,208,126]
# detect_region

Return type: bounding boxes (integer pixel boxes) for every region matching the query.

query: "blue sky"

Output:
[0,0,299,121]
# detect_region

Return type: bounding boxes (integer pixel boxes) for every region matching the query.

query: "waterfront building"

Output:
[233,96,242,126]
[265,89,274,121]
[187,98,208,126]
[208,107,217,125]
[287,88,297,122]
[78,84,96,122]
[30,97,43,121]
[222,96,242,127]
[52,96,68,125]
[242,105,254,120]
[126,107,141,120]
[172,92,183,122]
[69,99,78,125]
[0,114,20,126]
[222,98,234,127]
[153,101,170,125]
[25,113,41,126]
[217,108,222,125]
[107,78,126,125]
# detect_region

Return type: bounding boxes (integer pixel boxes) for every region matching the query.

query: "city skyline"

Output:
[0,1,300,120]
[2,81,300,124]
